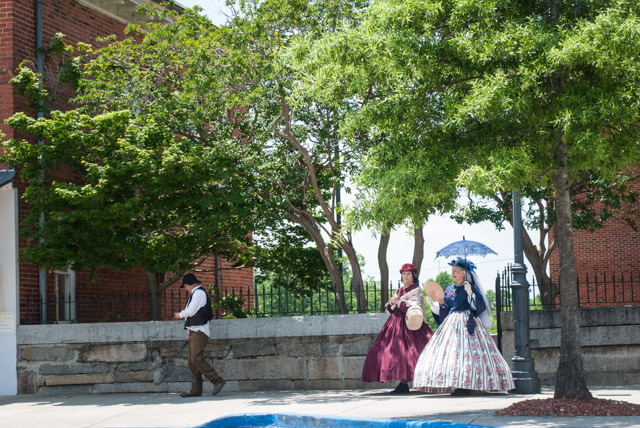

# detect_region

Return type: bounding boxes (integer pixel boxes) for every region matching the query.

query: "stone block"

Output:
[82,343,147,362]
[318,339,342,356]
[342,356,367,380]
[274,339,320,358]
[530,327,561,348]
[157,341,187,358]
[339,335,377,356]
[582,325,640,346]
[94,382,167,394]
[166,381,191,393]
[162,365,191,382]
[231,338,277,358]
[20,346,71,362]
[583,345,638,372]
[220,357,305,381]
[115,370,154,383]
[530,348,559,373]
[204,341,231,359]
[117,362,150,372]
[17,369,36,395]
[39,363,111,375]
[580,305,640,327]
[308,358,341,380]
[38,384,92,395]
[45,373,114,386]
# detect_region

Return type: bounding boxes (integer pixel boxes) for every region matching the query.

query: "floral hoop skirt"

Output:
[413,311,514,392]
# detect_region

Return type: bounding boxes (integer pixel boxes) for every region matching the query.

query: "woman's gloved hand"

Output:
[426,295,440,315]
[463,281,473,297]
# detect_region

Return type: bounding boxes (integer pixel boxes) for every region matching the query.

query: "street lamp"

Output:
[510,190,541,393]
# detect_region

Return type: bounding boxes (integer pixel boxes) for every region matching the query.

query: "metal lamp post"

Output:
[510,190,541,393]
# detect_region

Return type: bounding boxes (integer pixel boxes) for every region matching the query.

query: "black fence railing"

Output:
[496,265,640,311]
[494,266,640,353]
[25,267,640,326]
[22,280,400,325]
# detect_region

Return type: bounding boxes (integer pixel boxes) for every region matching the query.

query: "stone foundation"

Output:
[500,305,640,385]
[16,307,640,395]
[17,314,388,395]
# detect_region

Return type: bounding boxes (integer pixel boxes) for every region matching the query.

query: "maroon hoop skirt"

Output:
[361,310,433,383]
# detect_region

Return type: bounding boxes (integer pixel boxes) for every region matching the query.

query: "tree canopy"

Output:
[290,0,640,399]
[2,9,268,319]
[2,2,379,317]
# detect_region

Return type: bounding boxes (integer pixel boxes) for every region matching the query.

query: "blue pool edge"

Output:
[193,413,500,428]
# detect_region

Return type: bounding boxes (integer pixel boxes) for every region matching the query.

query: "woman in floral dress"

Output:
[413,257,514,396]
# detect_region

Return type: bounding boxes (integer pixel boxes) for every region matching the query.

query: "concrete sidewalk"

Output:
[1,385,639,428]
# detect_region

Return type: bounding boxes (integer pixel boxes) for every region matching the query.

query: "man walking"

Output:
[174,273,226,397]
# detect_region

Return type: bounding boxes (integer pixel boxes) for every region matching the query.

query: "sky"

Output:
[176,0,231,25]
[174,0,540,291]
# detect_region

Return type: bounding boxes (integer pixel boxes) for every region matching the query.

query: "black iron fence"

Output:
[496,265,640,311]
[22,280,400,325]
[23,267,640,325]
[494,266,640,353]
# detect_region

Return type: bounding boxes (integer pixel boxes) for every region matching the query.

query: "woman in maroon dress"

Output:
[361,263,434,394]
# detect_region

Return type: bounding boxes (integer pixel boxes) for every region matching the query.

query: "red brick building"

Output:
[0,0,253,325]
[548,178,640,306]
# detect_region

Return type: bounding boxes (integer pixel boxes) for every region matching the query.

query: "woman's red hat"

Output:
[399,263,418,273]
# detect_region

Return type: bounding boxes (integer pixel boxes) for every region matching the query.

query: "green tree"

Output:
[221,0,373,313]
[1,9,265,320]
[287,4,466,308]
[247,221,333,294]
[293,0,640,399]
[453,174,637,307]
[4,2,379,317]
[432,271,454,289]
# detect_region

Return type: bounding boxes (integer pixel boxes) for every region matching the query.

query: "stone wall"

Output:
[17,307,640,395]
[17,314,388,395]
[501,305,640,386]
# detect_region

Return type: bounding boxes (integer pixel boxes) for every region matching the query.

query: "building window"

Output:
[54,268,76,322]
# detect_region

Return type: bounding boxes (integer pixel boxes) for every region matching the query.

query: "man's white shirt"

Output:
[180,286,211,337]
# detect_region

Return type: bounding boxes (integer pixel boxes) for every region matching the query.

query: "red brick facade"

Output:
[548,177,640,305]
[1,1,253,324]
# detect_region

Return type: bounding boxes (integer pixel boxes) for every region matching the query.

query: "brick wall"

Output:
[3,1,253,325]
[548,177,640,298]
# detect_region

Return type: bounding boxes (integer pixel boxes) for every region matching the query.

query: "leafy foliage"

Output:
[1,9,267,301]
[248,222,334,294]
[292,0,640,398]
[210,286,255,319]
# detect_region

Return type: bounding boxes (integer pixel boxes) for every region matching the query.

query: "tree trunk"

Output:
[378,232,390,312]
[521,225,557,308]
[287,211,348,313]
[341,235,368,313]
[146,271,162,321]
[412,227,424,275]
[499,192,558,308]
[552,140,592,400]
[274,101,351,313]
[146,271,184,321]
